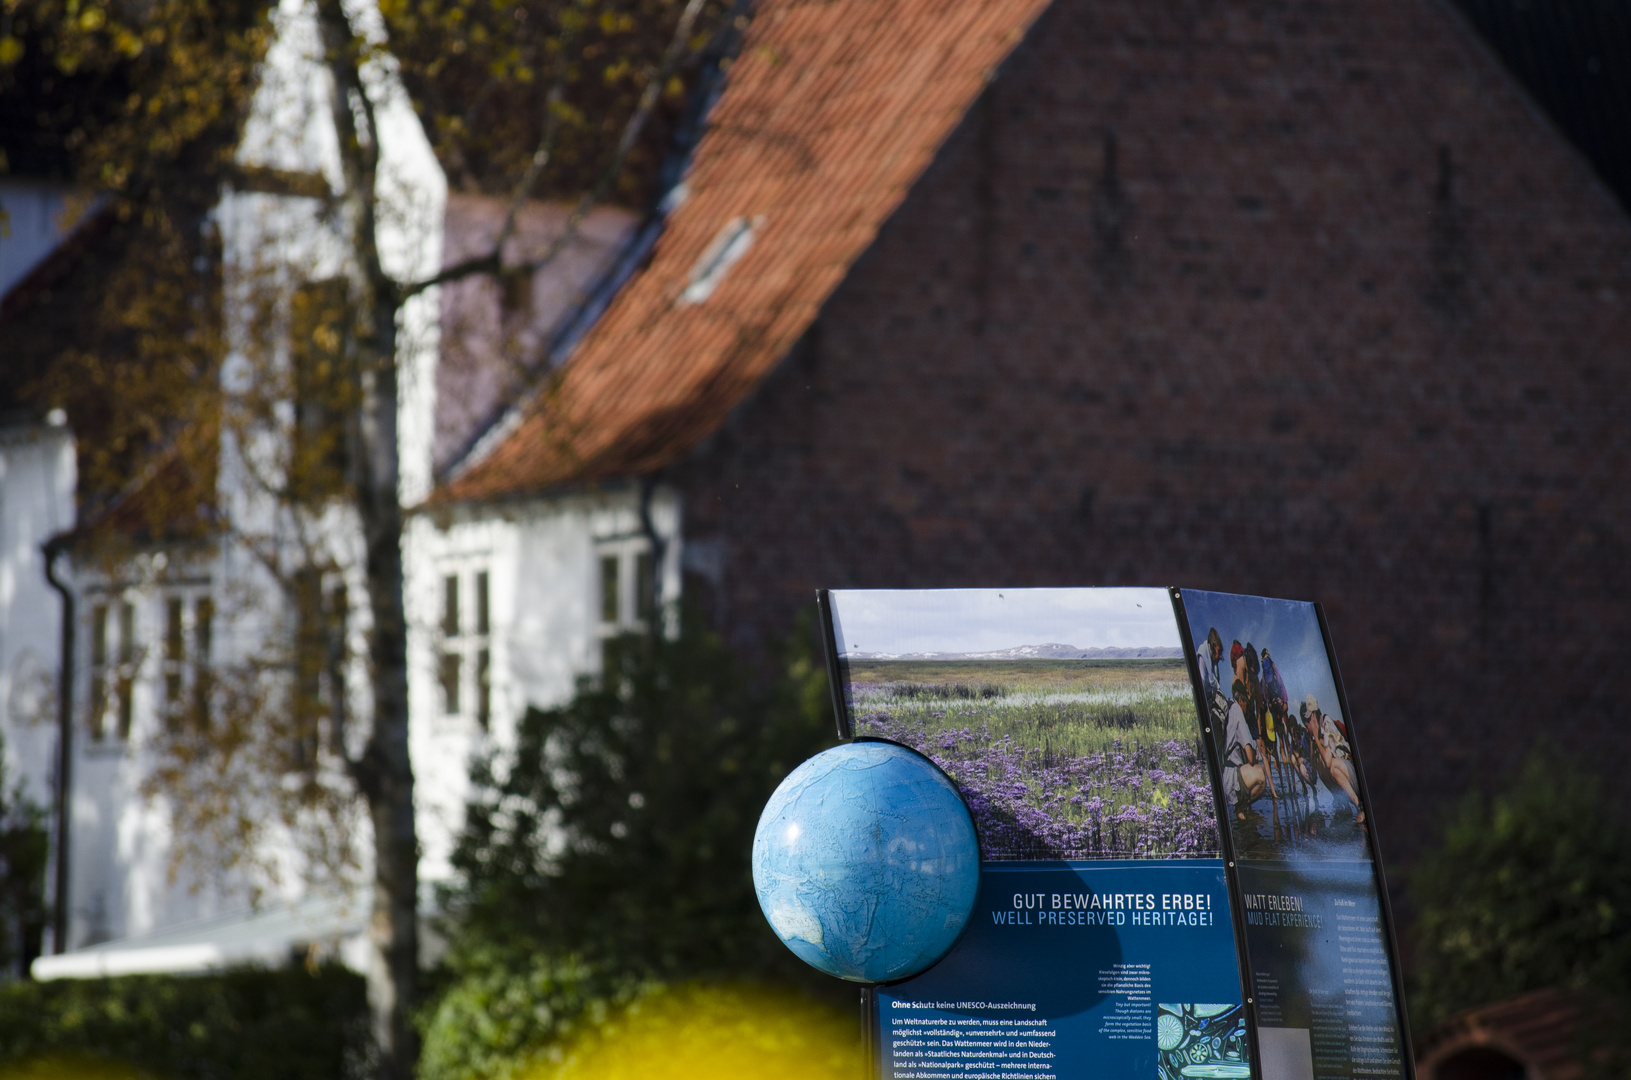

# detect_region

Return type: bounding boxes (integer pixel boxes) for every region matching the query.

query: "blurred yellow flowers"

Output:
[0,1058,145,1080]
[0,982,862,1080]
[524,983,862,1080]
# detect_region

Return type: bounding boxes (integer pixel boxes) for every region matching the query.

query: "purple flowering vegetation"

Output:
[847,660,1222,861]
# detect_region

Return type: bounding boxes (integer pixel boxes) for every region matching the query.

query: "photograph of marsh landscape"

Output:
[845,656,1221,861]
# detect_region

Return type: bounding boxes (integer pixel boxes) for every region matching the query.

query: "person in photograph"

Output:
[1199,628,1226,722]
[1260,649,1286,748]
[1260,647,1294,790]
[1223,678,1269,818]
[1229,641,1256,735]
[1300,694,1363,824]
[1283,691,1314,796]
[1241,642,1277,800]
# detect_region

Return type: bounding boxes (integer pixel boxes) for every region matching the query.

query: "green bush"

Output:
[416,951,648,1080]
[419,613,842,1080]
[0,728,50,976]
[0,965,370,1080]
[1408,750,1631,1036]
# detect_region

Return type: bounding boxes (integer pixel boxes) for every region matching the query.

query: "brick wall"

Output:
[672,0,1631,868]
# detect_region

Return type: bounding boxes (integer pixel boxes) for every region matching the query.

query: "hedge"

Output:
[0,965,369,1080]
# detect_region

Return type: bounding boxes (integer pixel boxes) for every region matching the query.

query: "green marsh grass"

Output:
[845,659,1197,759]
[846,659,1218,858]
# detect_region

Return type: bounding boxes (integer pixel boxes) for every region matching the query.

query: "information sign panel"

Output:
[876,861,1244,1080]
[824,588,1252,1080]
[816,587,1414,1080]
[1173,590,1411,1080]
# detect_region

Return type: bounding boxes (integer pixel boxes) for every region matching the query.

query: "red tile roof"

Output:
[437,0,1050,502]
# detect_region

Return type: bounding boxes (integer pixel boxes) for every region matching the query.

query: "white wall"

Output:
[63,549,255,950]
[407,485,681,884]
[0,419,74,813]
[9,0,702,971]
[49,0,448,958]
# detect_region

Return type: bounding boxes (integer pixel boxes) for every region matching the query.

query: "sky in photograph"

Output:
[826,588,1181,656]
[1179,590,1344,725]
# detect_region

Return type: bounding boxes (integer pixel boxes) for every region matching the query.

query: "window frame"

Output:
[436,564,493,729]
[594,539,660,676]
[84,583,214,748]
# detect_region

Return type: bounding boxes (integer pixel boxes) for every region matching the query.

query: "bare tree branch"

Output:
[398,0,709,301]
[490,23,576,265]
[317,0,393,311]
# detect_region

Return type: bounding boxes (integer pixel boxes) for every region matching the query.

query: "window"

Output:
[442,575,460,637]
[156,591,216,733]
[163,596,185,729]
[438,567,492,727]
[116,601,135,741]
[292,570,326,768]
[438,652,461,716]
[680,216,763,305]
[193,596,214,729]
[439,574,461,715]
[474,571,491,727]
[595,544,659,678]
[285,574,345,769]
[598,547,658,631]
[599,555,619,625]
[89,604,109,742]
[475,648,491,730]
[84,589,212,745]
[88,600,139,742]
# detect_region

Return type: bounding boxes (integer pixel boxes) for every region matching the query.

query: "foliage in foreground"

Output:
[0,965,369,1080]
[0,730,49,978]
[419,615,842,1080]
[382,0,733,202]
[416,951,650,1080]
[1408,750,1631,1037]
[524,981,861,1080]
[1,0,264,521]
[0,1056,144,1080]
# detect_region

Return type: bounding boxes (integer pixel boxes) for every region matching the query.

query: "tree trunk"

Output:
[311,0,716,1069]
[315,2,419,1073]
[358,324,418,1079]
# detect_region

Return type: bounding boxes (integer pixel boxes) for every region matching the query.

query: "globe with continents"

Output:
[752,739,980,983]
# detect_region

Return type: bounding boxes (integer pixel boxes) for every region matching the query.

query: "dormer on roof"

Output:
[434,0,1053,502]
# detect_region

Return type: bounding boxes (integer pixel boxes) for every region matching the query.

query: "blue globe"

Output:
[752,740,980,983]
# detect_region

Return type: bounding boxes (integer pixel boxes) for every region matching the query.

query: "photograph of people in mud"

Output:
[825,588,1222,862]
[1178,590,1373,863]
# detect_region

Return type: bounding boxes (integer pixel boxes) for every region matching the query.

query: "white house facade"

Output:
[0,417,74,972]
[24,0,444,975]
[407,486,682,884]
[8,0,691,980]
